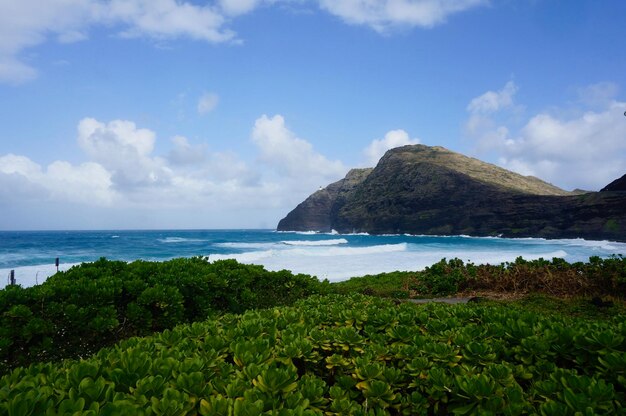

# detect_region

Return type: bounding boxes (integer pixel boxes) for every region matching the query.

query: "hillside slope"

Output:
[601,173,626,192]
[277,145,626,241]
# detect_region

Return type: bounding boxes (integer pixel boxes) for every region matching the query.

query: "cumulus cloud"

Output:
[168,136,208,166]
[77,117,171,189]
[464,82,519,153]
[167,135,257,184]
[467,81,518,114]
[466,81,626,191]
[45,161,114,204]
[251,114,347,185]
[197,92,220,114]
[1,114,349,228]
[318,0,488,32]
[363,129,420,165]
[0,153,113,205]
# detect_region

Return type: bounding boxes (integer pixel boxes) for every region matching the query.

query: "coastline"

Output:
[2,230,625,289]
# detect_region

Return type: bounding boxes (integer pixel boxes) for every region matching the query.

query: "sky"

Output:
[0,0,625,230]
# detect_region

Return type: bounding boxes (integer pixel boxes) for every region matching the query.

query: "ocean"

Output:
[1,229,625,289]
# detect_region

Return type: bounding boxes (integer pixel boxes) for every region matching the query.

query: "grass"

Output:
[502,293,626,321]
[331,271,415,298]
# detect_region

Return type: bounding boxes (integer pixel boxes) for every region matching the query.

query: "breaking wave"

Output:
[158,237,207,243]
[281,239,348,246]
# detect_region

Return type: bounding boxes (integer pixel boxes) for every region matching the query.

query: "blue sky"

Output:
[1,0,625,230]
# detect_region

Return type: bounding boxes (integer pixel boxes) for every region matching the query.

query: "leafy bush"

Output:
[412,258,470,296]
[332,271,415,298]
[336,255,626,298]
[0,258,328,373]
[1,294,624,415]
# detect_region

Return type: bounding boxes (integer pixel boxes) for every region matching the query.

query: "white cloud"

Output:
[0,0,488,84]
[77,117,171,189]
[0,0,95,84]
[0,114,350,228]
[467,81,518,114]
[0,153,114,205]
[219,0,264,16]
[103,0,234,42]
[466,82,626,191]
[363,129,420,165]
[0,154,42,177]
[45,161,114,204]
[168,136,208,165]
[197,92,220,114]
[0,57,38,85]
[576,82,620,108]
[318,0,488,32]
[0,0,236,84]
[78,118,155,157]
[251,114,347,185]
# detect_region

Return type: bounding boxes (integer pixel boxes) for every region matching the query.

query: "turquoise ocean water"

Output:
[1,229,626,288]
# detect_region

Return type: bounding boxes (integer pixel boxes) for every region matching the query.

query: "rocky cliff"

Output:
[277,145,626,241]
[277,168,372,232]
[601,174,626,192]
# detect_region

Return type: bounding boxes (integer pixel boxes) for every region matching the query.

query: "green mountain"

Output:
[277,145,626,241]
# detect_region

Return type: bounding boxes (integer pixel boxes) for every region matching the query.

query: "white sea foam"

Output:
[214,242,279,249]
[209,250,277,263]
[276,230,319,235]
[560,239,621,251]
[514,237,626,252]
[159,237,207,243]
[281,239,348,246]
[0,263,80,289]
[204,244,570,282]
[0,245,573,289]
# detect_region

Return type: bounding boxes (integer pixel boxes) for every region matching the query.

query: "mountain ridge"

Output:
[277,144,626,241]
[379,145,571,196]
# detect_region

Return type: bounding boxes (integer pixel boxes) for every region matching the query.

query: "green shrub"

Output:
[334,255,626,299]
[1,294,624,415]
[0,258,326,373]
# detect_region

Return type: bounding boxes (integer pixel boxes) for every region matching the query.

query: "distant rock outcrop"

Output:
[277,168,372,232]
[277,145,626,241]
[601,174,626,192]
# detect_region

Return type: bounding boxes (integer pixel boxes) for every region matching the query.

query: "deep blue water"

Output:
[1,229,625,287]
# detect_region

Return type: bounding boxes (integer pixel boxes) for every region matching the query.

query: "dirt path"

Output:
[406,297,473,305]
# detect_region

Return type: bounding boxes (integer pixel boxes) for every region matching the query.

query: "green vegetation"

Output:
[335,255,626,299]
[604,219,620,233]
[0,258,328,373]
[2,294,625,415]
[504,294,626,321]
[2,255,626,414]
[333,271,414,299]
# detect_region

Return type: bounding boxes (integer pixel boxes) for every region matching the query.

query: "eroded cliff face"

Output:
[277,145,626,241]
[276,168,372,232]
